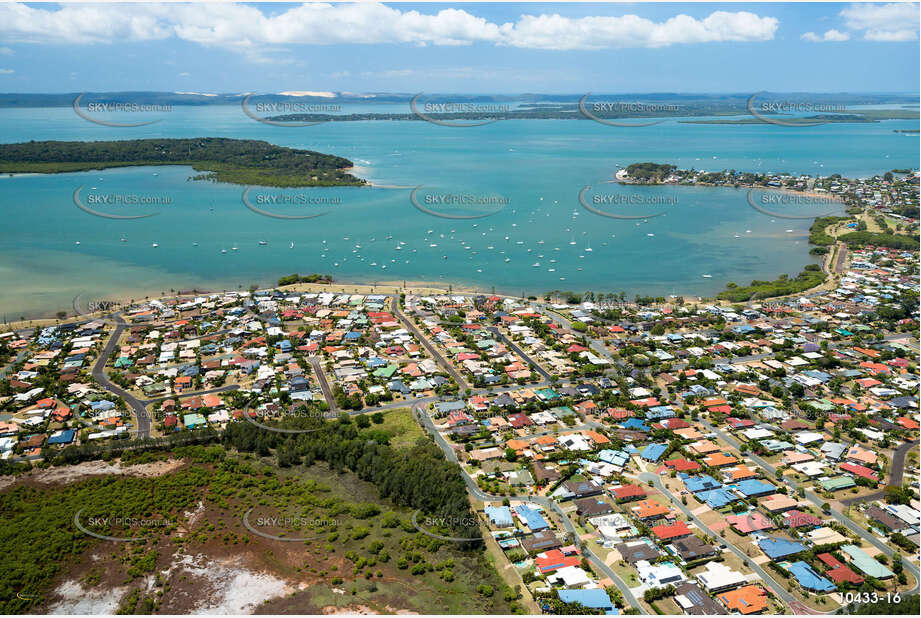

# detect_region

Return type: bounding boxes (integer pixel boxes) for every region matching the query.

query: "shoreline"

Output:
[0,179,856,328]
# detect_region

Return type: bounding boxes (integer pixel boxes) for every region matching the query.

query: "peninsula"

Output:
[0,138,366,187]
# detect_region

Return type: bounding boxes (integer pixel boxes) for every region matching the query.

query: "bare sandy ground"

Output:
[167,554,293,614]
[48,580,130,615]
[0,459,184,490]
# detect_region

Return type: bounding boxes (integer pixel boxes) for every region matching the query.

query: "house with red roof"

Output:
[508,413,533,429]
[726,511,774,534]
[782,510,822,528]
[840,462,878,482]
[665,458,701,472]
[818,553,864,585]
[611,484,646,502]
[651,521,691,541]
[534,549,582,574]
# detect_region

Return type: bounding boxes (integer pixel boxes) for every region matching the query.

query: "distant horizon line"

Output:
[1,90,919,97]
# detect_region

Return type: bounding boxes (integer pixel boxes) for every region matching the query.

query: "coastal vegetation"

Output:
[809,216,851,246]
[0,409,517,614]
[0,138,366,187]
[623,162,676,183]
[717,264,825,302]
[277,273,334,286]
[681,109,919,124]
[838,231,920,250]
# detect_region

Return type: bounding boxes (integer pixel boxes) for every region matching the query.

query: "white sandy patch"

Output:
[0,459,184,490]
[175,554,292,614]
[182,500,206,531]
[48,580,128,615]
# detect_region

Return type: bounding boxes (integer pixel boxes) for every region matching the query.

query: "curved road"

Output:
[697,418,921,587]
[90,314,240,438]
[91,315,152,438]
[412,403,647,614]
[840,438,919,506]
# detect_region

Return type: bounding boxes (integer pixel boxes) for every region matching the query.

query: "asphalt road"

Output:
[91,315,152,438]
[486,326,553,381]
[840,439,919,506]
[637,471,798,608]
[392,296,470,391]
[413,403,647,614]
[308,356,338,412]
[697,419,921,587]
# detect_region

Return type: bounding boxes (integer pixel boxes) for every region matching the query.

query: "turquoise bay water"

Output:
[0,106,917,318]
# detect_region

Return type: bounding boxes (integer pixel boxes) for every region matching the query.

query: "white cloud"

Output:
[0,68,14,74]
[0,2,778,52]
[801,29,851,42]
[840,2,919,41]
[501,11,777,50]
[0,47,13,55]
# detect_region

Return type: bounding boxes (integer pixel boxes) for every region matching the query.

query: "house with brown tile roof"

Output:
[689,439,721,455]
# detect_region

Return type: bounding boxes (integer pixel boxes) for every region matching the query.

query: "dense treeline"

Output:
[0,442,503,614]
[809,216,851,245]
[0,138,365,187]
[277,273,333,286]
[839,231,920,250]
[717,265,825,302]
[222,416,478,540]
[51,429,221,467]
[624,162,677,182]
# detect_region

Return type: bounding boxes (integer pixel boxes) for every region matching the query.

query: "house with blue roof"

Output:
[683,475,722,493]
[737,479,775,497]
[646,406,676,420]
[696,487,738,509]
[758,537,805,560]
[641,443,668,462]
[515,505,549,531]
[620,418,649,432]
[557,589,617,615]
[787,561,835,592]
[47,429,76,445]
[485,506,514,528]
[599,449,630,468]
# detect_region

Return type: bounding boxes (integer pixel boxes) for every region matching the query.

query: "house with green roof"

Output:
[807,399,835,412]
[372,364,398,379]
[841,544,894,579]
[183,413,207,429]
[820,476,856,491]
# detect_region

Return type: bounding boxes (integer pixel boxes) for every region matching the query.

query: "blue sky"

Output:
[0,2,918,93]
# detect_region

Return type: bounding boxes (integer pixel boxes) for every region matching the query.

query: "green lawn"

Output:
[363,407,425,450]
